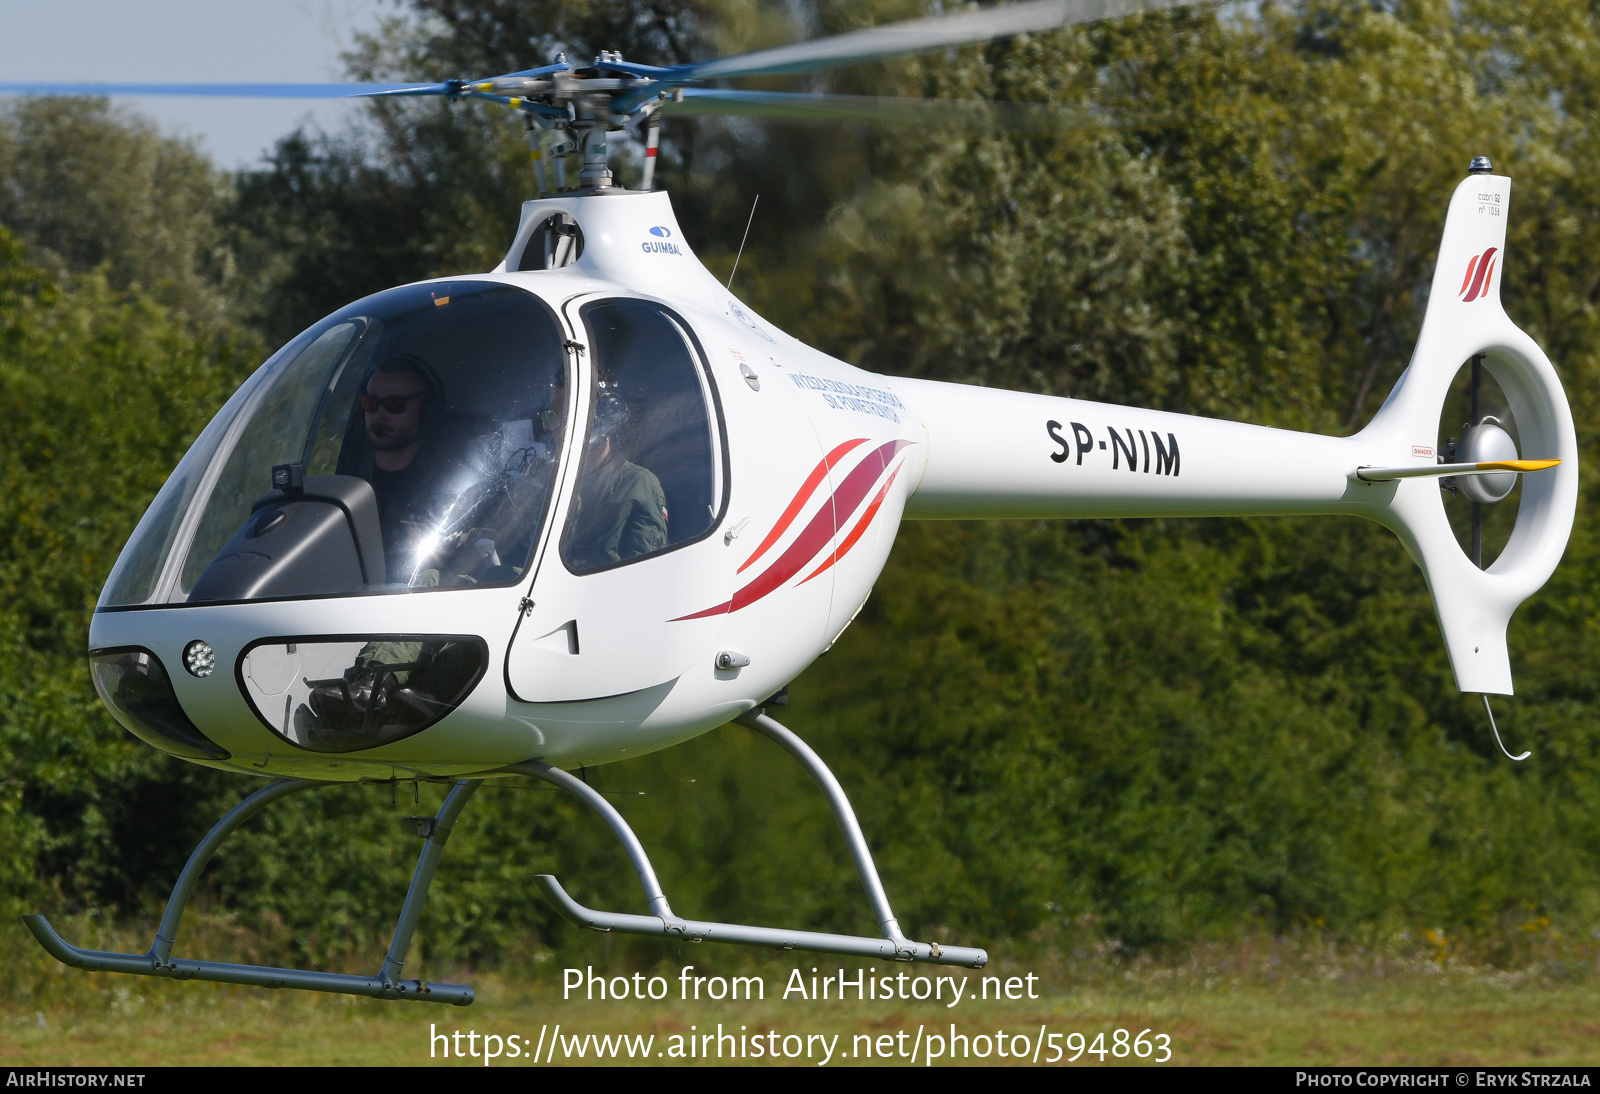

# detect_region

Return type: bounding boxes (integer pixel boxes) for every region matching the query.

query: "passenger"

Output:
[562,381,669,570]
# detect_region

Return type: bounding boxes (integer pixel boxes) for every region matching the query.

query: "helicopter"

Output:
[5,0,1577,1008]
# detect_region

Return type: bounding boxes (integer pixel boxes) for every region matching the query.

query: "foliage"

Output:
[0,231,258,923]
[0,99,239,329]
[5,0,1600,977]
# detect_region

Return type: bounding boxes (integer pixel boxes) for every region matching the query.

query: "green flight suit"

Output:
[564,457,670,570]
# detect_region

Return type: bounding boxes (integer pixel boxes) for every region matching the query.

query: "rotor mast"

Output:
[479,52,673,194]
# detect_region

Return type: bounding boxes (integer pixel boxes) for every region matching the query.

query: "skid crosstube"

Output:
[515,710,989,969]
[23,777,479,1006]
[532,875,986,966]
[22,914,471,1004]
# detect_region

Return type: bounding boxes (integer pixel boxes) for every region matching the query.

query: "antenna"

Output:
[727,194,760,290]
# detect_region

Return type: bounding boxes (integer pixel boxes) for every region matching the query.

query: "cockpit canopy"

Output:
[99,280,726,609]
[102,280,568,605]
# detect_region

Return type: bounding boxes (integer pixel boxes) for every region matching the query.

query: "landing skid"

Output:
[516,711,987,968]
[22,711,984,1005]
[23,777,480,1006]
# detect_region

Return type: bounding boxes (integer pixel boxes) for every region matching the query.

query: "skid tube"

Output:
[23,777,480,1005]
[515,710,988,968]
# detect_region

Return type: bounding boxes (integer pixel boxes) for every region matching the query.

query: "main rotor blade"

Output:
[0,82,448,99]
[683,0,1201,80]
[664,87,1127,132]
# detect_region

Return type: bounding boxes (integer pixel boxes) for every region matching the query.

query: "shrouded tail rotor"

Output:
[1353,160,1578,694]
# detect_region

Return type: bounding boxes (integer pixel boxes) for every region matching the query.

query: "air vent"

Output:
[516,213,583,271]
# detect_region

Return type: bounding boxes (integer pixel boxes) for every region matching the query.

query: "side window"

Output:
[177,322,364,594]
[561,300,724,574]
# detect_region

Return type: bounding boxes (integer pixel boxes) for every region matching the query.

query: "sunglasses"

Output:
[359,391,429,413]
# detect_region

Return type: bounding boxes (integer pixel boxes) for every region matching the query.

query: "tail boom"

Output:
[897,380,1386,522]
[890,168,1577,696]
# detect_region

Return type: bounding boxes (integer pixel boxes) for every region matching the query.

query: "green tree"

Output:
[0,229,258,922]
[13,0,1600,975]
[0,98,238,328]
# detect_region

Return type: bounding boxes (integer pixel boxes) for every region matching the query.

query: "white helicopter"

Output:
[7,0,1576,1007]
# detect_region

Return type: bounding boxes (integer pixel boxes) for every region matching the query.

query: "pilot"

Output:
[562,380,670,570]
[359,353,448,569]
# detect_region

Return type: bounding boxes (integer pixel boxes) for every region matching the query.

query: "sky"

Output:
[0,0,390,169]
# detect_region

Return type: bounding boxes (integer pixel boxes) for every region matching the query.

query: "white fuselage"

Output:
[88,179,1577,782]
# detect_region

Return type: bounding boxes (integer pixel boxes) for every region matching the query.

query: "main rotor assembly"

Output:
[387,0,1198,191]
[1,0,1197,193]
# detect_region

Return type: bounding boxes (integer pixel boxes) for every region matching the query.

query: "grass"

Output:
[4,922,1600,1066]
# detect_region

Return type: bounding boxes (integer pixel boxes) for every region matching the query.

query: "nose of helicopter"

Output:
[80,275,584,778]
[87,587,541,780]
[82,257,754,779]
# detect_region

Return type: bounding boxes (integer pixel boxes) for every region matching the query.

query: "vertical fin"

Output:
[1360,167,1577,693]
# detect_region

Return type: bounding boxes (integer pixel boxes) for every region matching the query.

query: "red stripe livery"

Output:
[674,439,910,621]
[739,438,868,574]
[1461,247,1498,302]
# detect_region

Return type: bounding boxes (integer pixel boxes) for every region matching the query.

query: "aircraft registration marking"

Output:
[1046,420,1181,476]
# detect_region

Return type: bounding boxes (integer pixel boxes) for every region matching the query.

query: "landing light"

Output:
[183,640,216,679]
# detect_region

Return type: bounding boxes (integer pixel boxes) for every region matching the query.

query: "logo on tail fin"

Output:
[1459,247,1498,302]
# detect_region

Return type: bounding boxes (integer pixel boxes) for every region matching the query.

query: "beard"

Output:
[367,422,417,453]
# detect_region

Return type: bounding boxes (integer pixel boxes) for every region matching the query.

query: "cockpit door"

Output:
[506,297,736,702]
